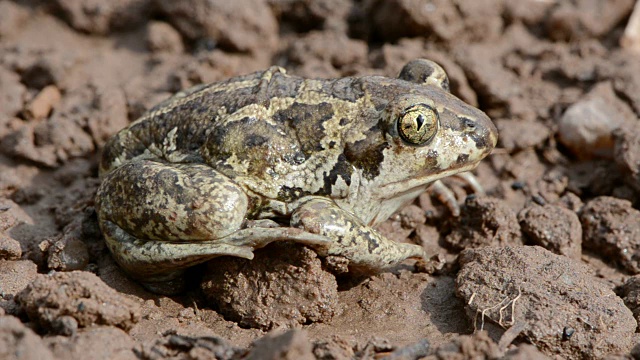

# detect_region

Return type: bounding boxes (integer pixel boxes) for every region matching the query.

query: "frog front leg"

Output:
[96,160,330,294]
[290,196,427,273]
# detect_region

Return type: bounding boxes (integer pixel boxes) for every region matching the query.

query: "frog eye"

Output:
[397,104,439,145]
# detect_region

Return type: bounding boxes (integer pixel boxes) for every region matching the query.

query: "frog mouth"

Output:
[375,162,479,200]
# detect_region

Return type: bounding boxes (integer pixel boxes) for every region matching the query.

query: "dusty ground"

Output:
[2,0,640,359]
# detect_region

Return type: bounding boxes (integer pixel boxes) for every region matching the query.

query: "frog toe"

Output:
[429,172,486,217]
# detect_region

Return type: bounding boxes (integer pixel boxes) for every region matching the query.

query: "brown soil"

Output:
[1,0,640,358]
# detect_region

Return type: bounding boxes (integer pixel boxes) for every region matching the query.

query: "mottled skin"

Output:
[95,59,498,294]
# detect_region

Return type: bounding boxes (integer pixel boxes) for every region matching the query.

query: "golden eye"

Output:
[397,104,439,145]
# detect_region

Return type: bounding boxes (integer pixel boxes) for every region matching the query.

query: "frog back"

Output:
[99,67,300,173]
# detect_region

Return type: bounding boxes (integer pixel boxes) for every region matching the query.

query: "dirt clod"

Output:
[0,67,26,120]
[0,233,20,260]
[52,0,151,34]
[0,260,37,315]
[545,0,635,40]
[431,332,501,359]
[0,1,29,38]
[146,21,184,54]
[580,196,640,273]
[155,0,278,55]
[619,275,640,330]
[45,326,137,360]
[0,315,55,360]
[135,331,240,360]
[456,246,636,359]
[614,123,640,193]
[285,30,368,78]
[201,243,338,330]
[444,196,523,251]
[495,119,549,152]
[246,329,314,360]
[16,271,141,333]
[312,335,356,359]
[518,204,582,259]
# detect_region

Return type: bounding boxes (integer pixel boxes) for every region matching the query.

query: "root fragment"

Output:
[474,286,522,331]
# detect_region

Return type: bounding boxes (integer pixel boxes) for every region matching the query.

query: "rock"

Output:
[25,85,62,120]
[558,82,637,159]
[580,196,640,273]
[518,204,582,259]
[246,329,314,360]
[456,246,636,359]
[0,316,55,360]
[16,271,141,333]
[443,196,523,251]
[201,243,338,330]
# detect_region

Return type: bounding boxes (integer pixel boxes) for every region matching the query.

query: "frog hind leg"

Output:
[96,160,331,294]
[101,219,331,294]
[291,196,427,274]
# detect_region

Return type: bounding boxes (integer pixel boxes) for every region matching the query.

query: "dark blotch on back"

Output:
[320,77,366,103]
[265,71,303,99]
[274,102,334,156]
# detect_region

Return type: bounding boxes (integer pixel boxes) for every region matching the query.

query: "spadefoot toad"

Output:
[96,59,498,293]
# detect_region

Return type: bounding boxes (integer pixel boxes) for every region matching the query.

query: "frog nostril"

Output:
[462,118,476,130]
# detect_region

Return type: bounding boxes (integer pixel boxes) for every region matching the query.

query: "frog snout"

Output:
[486,118,498,149]
[473,114,498,152]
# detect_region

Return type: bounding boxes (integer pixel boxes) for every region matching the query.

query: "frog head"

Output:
[344,60,497,220]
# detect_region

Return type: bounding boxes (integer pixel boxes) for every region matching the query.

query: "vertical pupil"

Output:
[415,114,425,130]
